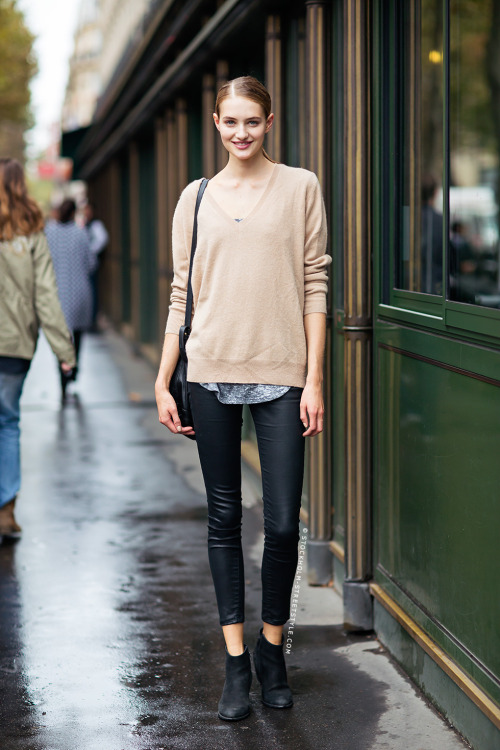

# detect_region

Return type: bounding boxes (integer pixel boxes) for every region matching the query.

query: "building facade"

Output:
[62,0,102,131]
[67,2,500,748]
[98,0,157,91]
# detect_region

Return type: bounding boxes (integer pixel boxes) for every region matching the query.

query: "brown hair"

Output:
[0,158,44,240]
[58,198,76,224]
[215,76,276,163]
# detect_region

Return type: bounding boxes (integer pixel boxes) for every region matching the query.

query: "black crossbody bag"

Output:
[169,178,208,440]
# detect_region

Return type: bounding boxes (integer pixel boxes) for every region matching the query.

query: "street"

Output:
[0,330,469,750]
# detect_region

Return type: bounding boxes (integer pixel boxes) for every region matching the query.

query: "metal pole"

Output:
[342,0,373,630]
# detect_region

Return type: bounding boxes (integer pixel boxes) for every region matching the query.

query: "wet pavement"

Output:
[0,330,470,750]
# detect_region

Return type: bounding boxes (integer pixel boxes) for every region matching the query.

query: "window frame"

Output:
[373,0,500,346]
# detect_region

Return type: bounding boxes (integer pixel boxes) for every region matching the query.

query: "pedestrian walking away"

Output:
[83,200,109,329]
[0,158,75,540]
[155,76,331,721]
[45,198,96,401]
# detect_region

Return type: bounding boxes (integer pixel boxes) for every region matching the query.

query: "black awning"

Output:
[61,126,91,178]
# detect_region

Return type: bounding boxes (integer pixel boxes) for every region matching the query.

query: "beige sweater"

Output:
[165,164,331,387]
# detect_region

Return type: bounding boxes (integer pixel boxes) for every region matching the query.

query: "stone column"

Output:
[305,0,332,584]
[265,14,284,162]
[342,0,373,631]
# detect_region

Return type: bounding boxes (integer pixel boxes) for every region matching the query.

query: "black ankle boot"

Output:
[253,629,293,708]
[218,645,252,721]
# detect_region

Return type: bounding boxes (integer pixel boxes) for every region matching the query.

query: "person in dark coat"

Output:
[45,199,96,399]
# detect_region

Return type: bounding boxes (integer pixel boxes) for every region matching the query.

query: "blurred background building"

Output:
[99,0,156,90]
[62,0,102,131]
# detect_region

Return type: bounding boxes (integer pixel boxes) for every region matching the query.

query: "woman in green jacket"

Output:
[0,158,75,539]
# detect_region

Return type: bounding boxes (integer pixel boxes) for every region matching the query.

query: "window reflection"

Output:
[398,0,444,295]
[449,0,500,307]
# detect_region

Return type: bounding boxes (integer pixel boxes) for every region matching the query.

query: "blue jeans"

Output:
[0,371,28,507]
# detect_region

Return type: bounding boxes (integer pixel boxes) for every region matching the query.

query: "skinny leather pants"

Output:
[189,382,305,626]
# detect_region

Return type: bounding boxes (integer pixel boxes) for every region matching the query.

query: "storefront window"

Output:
[397,0,444,295]
[449,0,500,307]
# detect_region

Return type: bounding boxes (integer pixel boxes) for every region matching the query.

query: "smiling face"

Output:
[213,95,274,161]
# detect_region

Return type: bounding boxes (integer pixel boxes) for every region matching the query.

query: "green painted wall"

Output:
[374,323,500,704]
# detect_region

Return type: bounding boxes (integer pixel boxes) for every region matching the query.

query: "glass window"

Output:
[449,0,500,308]
[397,0,444,295]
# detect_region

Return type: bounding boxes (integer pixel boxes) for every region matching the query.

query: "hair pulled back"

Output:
[215,76,276,163]
[0,158,44,240]
[58,198,76,224]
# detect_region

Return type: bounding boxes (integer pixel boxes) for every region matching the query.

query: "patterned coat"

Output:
[45,221,96,332]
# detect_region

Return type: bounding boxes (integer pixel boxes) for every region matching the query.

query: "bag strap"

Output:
[184,178,209,329]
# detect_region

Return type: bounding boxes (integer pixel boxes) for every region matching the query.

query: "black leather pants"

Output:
[189,382,305,626]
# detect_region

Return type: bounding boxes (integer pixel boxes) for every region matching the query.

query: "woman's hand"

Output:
[302,312,327,437]
[155,333,195,438]
[300,380,324,437]
[155,385,195,438]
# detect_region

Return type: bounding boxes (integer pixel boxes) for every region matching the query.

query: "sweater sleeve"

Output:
[303,173,331,315]
[33,232,76,366]
[164,182,198,335]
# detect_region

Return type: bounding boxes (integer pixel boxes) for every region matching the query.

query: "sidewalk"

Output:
[0,329,470,750]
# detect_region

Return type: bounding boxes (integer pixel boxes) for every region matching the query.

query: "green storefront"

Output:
[370,2,500,747]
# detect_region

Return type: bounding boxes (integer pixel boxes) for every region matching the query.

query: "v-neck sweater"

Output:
[165,163,331,387]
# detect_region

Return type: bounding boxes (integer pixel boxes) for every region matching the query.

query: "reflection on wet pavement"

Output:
[0,334,387,750]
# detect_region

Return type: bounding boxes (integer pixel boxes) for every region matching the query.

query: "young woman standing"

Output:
[155,77,330,720]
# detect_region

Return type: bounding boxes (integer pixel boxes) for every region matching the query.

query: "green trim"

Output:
[378,304,447,330]
[374,601,500,750]
[376,306,500,351]
[373,573,500,707]
[446,303,500,338]
[375,320,500,381]
[391,290,444,317]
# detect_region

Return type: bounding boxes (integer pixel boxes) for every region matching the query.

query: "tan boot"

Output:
[0,498,22,537]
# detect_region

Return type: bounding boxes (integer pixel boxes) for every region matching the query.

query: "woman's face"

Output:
[214,96,273,161]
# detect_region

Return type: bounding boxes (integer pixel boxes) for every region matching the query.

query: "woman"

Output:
[45,198,96,399]
[155,77,330,720]
[0,158,75,538]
